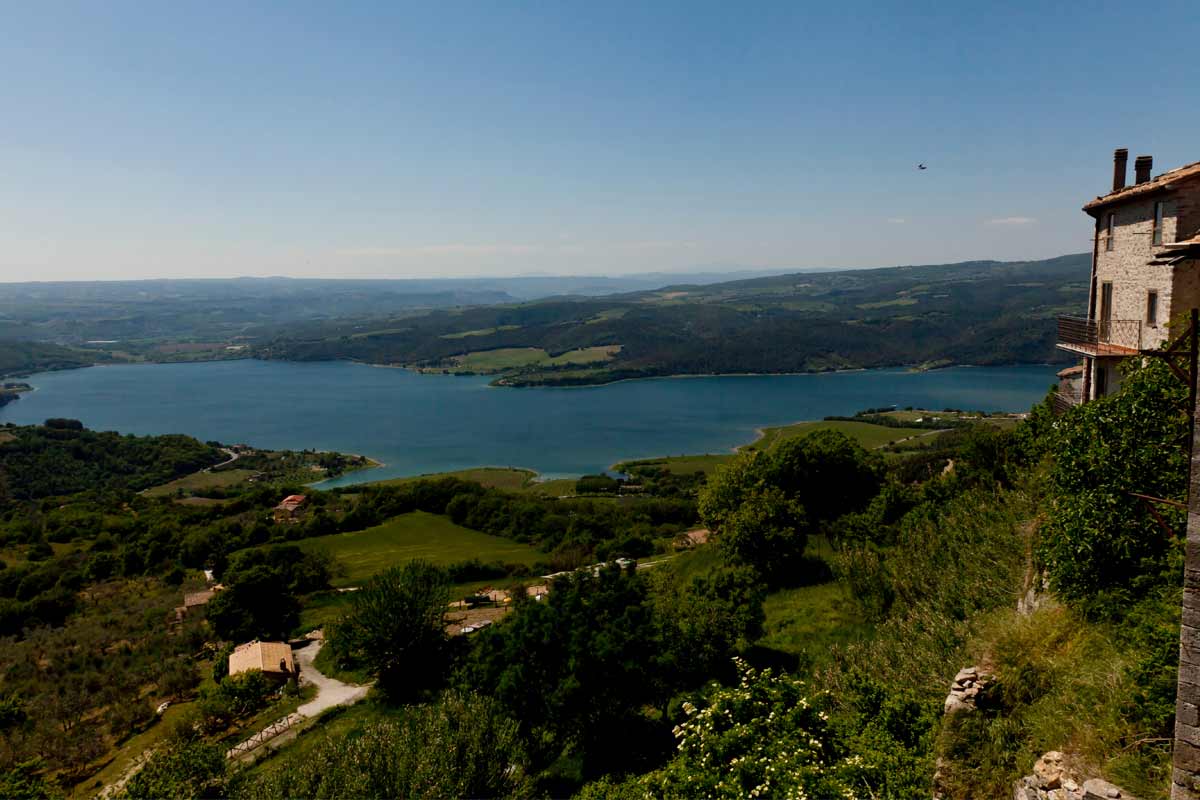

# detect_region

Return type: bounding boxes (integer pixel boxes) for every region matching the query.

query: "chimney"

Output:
[1112,148,1128,192]
[1135,155,1154,185]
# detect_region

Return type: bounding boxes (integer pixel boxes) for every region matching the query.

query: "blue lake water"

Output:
[0,360,1058,485]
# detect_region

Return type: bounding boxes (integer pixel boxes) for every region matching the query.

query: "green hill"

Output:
[257,253,1089,385]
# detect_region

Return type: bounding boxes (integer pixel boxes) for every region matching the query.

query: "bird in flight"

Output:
[917,163,927,170]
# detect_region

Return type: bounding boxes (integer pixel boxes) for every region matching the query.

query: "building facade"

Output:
[1057,150,1200,405]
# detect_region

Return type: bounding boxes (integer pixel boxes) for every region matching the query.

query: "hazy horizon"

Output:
[0,252,1089,286]
[2,1,1197,282]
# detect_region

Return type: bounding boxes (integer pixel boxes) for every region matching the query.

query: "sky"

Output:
[2,1,1199,282]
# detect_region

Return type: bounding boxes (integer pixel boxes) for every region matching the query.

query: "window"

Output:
[1147,290,1158,326]
[1153,201,1164,245]
[1099,281,1113,324]
[1105,213,1115,251]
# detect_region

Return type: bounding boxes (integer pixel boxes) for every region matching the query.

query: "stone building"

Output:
[228,640,297,680]
[1056,149,1200,406]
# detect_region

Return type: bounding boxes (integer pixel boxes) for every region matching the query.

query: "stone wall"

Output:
[1171,397,1200,798]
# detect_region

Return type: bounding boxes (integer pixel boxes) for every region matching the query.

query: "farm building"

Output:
[228,640,296,679]
[171,585,224,625]
[673,528,711,550]
[273,494,307,523]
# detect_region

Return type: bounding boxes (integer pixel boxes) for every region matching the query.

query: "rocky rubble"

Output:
[1012,751,1141,800]
[944,665,990,714]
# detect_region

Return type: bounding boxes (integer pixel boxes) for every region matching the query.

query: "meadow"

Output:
[616,418,938,477]
[297,511,544,588]
[143,468,259,497]
[442,345,620,374]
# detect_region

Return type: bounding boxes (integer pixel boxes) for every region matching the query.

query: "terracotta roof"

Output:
[1056,365,1084,378]
[228,640,295,677]
[1084,160,1200,214]
[276,494,307,511]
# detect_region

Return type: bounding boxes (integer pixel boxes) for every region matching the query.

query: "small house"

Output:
[171,585,224,625]
[228,640,296,680]
[273,494,307,523]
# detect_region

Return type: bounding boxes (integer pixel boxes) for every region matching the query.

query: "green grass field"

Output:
[371,467,538,491]
[545,345,621,365]
[449,345,619,374]
[615,453,733,477]
[440,324,522,339]
[745,419,930,452]
[617,419,933,478]
[759,581,872,663]
[142,468,258,497]
[298,511,543,587]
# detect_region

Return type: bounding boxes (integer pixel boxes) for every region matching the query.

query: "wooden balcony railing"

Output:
[1051,386,1083,415]
[1057,315,1142,356]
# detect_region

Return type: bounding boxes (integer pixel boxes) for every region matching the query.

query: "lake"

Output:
[0,360,1058,485]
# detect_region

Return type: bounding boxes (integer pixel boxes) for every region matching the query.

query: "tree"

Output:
[649,565,765,688]
[699,431,882,584]
[458,566,666,777]
[327,561,449,693]
[717,487,806,583]
[206,566,299,642]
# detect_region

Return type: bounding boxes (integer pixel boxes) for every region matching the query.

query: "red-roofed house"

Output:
[273,494,307,523]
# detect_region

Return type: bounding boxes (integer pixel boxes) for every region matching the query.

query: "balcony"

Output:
[1056,315,1142,357]
[1051,385,1083,415]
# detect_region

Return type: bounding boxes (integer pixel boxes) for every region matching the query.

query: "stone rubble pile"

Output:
[943,665,990,714]
[1012,751,1141,800]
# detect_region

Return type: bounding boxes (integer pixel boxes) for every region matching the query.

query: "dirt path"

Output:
[293,640,370,717]
[204,447,239,472]
[225,639,369,762]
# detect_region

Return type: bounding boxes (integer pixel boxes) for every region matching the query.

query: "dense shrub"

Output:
[1039,359,1187,611]
[238,693,533,799]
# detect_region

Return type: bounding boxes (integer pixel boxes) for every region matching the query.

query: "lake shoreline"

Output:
[2,360,1059,485]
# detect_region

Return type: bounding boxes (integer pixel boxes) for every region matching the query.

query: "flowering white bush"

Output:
[642,658,866,799]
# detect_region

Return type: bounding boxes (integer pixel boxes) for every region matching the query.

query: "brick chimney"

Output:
[1135,155,1154,185]
[1112,148,1128,192]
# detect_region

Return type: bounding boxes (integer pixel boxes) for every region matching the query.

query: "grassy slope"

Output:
[297,510,543,587]
[759,582,871,664]
[369,467,538,492]
[746,419,931,452]
[446,345,620,374]
[617,418,938,477]
[143,468,259,496]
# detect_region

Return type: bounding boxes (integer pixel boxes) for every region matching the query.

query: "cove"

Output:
[0,360,1059,486]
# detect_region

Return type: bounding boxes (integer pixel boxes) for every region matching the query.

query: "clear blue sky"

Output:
[3,1,1198,281]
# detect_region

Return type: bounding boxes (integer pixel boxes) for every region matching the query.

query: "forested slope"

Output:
[257,254,1090,384]
[0,420,222,500]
